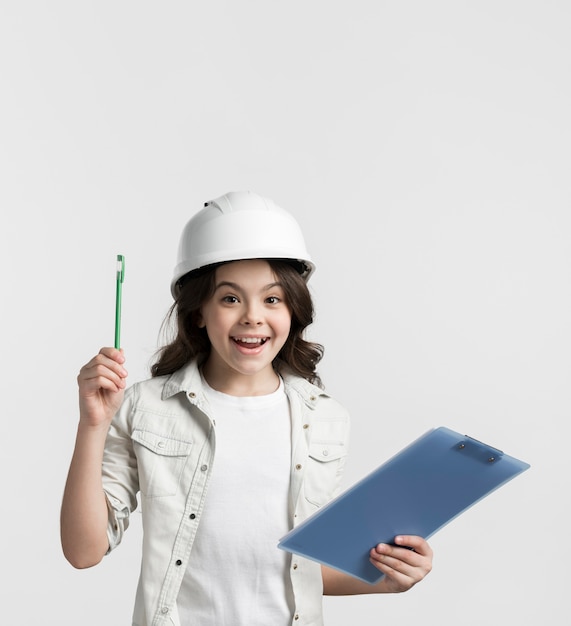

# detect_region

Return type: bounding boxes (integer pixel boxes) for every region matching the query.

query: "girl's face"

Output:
[198,259,292,394]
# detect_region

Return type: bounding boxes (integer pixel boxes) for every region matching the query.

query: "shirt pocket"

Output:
[304,441,347,507]
[132,429,192,498]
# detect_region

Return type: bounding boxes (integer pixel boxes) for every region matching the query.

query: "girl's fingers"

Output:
[76,348,127,428]
[393,535,433,556]
[78,348,128,391]
[81,371,126,394]
[369,537,433,590]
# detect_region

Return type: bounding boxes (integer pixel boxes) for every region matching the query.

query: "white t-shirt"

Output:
[177,377,294,625]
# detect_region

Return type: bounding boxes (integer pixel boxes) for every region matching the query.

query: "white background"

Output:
[1,2,569,624]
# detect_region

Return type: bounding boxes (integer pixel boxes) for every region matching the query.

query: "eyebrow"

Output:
[214,280,283,292]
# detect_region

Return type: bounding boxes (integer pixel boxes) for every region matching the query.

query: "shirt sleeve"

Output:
[102,385,140,552]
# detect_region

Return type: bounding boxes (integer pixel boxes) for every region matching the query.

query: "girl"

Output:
[61,191,433,626]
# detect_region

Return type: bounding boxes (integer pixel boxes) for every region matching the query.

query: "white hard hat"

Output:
[171,191,315,297]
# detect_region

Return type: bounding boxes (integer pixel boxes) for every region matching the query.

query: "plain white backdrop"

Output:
[1,2,569,624]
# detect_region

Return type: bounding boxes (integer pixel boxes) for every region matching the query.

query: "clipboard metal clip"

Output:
[456,436,504,464]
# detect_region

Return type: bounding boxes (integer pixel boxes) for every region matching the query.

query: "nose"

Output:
[242,302,263,326]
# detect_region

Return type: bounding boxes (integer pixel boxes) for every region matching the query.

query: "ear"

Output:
[196,312,206,328]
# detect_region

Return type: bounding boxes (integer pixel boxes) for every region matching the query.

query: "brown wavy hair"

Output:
[151,260,324,387]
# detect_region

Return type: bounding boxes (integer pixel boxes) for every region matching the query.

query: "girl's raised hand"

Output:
[77,347,128,428]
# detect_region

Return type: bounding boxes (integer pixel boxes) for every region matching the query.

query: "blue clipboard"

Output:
[278,426,530,584]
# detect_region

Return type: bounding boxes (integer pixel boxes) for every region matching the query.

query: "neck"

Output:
[201,363,280,397]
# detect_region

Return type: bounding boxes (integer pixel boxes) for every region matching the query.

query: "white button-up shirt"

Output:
[103,361,350,626]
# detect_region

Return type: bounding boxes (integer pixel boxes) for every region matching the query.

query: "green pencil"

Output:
[115,255,125,349]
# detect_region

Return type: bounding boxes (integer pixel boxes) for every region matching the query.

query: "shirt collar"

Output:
[161,360,204,401]
[160,359,328,409]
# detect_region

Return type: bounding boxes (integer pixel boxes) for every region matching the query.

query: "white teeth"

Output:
[235,337,265,344]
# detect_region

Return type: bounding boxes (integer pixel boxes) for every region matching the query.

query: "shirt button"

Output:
[292,563,298,570]
[294,614,300,620]
[161,607,169,614]
[303,423,309,429]
[175,559,182,566]
[322,449,329,456]
[201,464,208,471]
[295,464,302,470]
[188,392,196,398]
[189,513,196,520]
[157,441,165,448]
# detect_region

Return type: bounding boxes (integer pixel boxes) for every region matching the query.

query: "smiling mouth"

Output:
[232,337,268,346]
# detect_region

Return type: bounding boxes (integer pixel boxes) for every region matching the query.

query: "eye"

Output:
[222,295,239,304]
[265,296,282,305]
